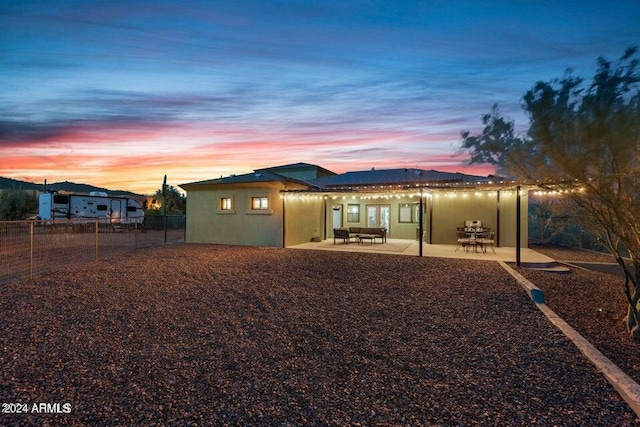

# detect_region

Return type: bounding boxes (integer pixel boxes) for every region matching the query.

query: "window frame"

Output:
[216,195,236,215]
[399,202,421,223]
[347,203,360,223]
[220,197,232,210]
[247,193,273,215]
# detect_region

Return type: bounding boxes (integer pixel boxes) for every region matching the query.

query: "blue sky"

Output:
[1,0,638,193]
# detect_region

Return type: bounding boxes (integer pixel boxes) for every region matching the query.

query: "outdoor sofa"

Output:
[333,227,387,244]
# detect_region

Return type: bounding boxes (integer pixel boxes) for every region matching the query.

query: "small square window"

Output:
[347,204,360,222]
[220,197,232,210]
[251,196,269,210]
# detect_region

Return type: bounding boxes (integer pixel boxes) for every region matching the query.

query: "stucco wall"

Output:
[323,194,424,240]
[498,191,528,247]
[283,196,324,246]
[429,192,497,244]
[427,190,527,247]
[185,185,285,247]
[185,186,528,248]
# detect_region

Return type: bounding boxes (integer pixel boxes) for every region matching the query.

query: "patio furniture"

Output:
[477,231,496,253]
[358,233,376,245]
[348,227,386,243]
[456,226,494,253]
[333,228,357,244]
[455,230,470,251]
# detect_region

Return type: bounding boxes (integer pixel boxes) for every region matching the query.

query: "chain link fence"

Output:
[0,216,185,285]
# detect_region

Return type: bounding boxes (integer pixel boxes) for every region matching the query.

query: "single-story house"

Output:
[179,162,531,248]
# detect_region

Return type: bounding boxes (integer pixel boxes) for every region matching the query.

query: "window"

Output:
[97,204,108,211]
[347,204,360,222]
[220,197,232,210]
[217,195,236,214]
[399,204,412,223]
[251,197,269,210]
[246,193,272,215]
[53,194,69,204]
[399,203,421,223]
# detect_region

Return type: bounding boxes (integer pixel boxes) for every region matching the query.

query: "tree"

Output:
[460,47,640,341]
[146,185,186,215]
[459,104,526,172]
[0,190,39,220]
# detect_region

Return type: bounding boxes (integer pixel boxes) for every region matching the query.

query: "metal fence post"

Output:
[95,219,99,261]
[30,221,34,278]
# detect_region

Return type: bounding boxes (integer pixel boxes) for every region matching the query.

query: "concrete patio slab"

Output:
[289,238,557,266]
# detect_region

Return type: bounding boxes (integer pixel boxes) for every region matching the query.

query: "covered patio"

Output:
[289,238,558,268]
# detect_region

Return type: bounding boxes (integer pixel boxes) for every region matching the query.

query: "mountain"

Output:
[0,177,41,191]
[0,177,143,197]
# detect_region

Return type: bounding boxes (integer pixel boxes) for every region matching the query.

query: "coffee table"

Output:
[358,234,376,245]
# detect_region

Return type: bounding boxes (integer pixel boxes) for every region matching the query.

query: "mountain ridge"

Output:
[0,176,144,197]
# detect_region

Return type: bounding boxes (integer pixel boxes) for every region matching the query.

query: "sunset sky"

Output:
[2,1,639,194]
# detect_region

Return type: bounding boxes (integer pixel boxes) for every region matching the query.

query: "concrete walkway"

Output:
[290,238,556,266]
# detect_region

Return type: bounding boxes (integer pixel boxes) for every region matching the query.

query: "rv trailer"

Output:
[38,191,144,229]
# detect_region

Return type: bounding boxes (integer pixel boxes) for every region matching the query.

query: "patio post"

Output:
[419,188,424,257]
[516,185,521,267]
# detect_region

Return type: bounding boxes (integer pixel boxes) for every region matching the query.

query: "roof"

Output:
[180,170,310,189]
[256,162,336,177]
[308,168,492,190]
[180,165,502,193]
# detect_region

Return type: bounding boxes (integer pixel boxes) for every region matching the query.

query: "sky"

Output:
[1,0,639,194]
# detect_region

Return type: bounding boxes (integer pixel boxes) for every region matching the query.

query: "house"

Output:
[179,163,530,248]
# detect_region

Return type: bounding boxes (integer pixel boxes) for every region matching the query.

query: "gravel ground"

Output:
[1,244,639,426]
[520,244,640,386]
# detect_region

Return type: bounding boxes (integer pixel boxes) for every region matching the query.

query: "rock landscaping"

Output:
[520,244,640,386]
[1,244,638,425]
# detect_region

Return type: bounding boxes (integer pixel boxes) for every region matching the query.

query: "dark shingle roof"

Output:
[181,170,304,188]
[256,162,336,176]
[308,168,491,189]
[181,166,495,192]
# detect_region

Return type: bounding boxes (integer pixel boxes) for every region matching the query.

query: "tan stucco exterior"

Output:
[181,163,531,249]
[283,195,324,246]
[427,190,527,246]
[183,181,307,247]
[284,189,528,247]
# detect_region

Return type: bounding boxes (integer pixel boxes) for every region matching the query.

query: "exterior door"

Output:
[366,205,390,233]
[332,205,343,229]
[110,199,122,222]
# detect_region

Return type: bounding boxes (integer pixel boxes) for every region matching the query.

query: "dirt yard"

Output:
[1,244,638,426]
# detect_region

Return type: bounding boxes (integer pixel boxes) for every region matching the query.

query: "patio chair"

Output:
[478,231,496,253]
[455,230,470,252]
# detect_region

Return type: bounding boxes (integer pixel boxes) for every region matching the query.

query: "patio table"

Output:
[358,234,376,245]
[461,228,491,253]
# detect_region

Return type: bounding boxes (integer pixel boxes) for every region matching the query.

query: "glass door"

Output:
[366,205,390,234]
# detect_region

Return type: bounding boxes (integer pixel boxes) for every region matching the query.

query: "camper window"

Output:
[97,205,108,211]
[53,195,69,204]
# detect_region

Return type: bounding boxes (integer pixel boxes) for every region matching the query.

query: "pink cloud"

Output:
[1,120,494,194]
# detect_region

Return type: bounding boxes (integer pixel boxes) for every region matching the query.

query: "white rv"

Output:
[38,191,144,227]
